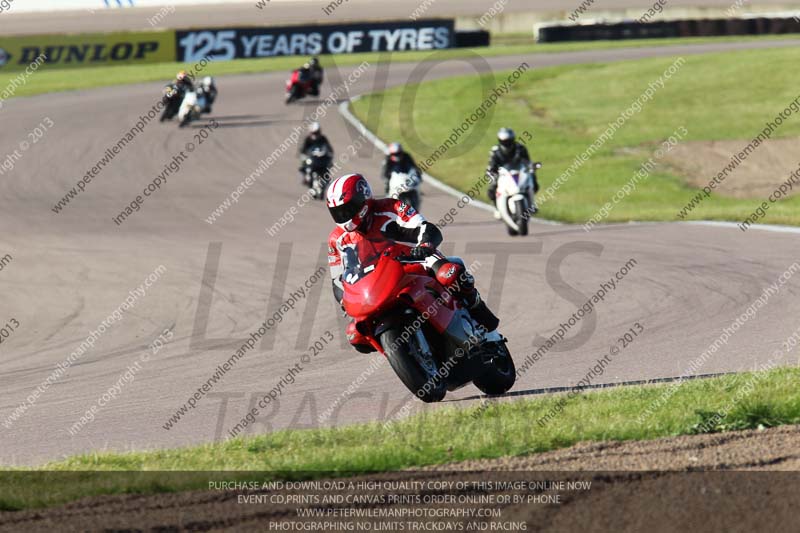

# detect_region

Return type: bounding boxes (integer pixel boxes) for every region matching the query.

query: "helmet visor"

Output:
[330,198,366,224]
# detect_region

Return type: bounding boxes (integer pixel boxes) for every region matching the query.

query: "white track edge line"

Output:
[338,97,800,235]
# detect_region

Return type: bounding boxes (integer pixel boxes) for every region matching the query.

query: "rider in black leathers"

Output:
[308,57,324,96]
[381,143,421,194]
[486,128,538,206]
[299,122,334,185]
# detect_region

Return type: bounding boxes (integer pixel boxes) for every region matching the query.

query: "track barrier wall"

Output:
[538,16,800,42]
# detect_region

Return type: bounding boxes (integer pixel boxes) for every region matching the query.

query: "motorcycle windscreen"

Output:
[341,241,405,318]
[501,164,532,189]
[389,172,418,194]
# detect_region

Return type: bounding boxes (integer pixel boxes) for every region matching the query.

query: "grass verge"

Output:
[352,45,800,226]
[2,366,799,510]
[1,35,798,100]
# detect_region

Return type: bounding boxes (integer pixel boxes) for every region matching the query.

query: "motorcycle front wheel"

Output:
[160,106,175,122]
[516,216,528,237]
[517,198,529,236]
[473,342,516,395]
[286,86,302,105]
[311,173,325,199]
[380,328,446,403]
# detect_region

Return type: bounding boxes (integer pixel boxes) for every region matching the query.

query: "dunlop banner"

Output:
[0,30,175,71]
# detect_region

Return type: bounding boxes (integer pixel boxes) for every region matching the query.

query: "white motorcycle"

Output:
[388,169,422,211]
[495,162,541,236]
[178,89,208,128]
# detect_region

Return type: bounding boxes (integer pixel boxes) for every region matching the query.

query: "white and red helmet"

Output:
[326,173,373,232]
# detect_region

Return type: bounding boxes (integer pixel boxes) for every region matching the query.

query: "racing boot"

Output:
[463,291,500,333]
[435,261,500,332]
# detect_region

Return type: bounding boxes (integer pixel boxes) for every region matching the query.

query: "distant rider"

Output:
[200,76,218,113]
[486,128,538,216]
[297,63,313,87]
[381,143,421,194]
[325,173,499,354]
[160,82,183,122]
[308,57,324,96]
[299,122,334,185]
[175,70,194,92]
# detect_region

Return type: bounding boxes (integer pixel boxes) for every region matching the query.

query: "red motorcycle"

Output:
[342,242,516,402]
[285,69,313,104]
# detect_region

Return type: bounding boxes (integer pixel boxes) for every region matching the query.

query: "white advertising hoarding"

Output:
[2,0,262,13]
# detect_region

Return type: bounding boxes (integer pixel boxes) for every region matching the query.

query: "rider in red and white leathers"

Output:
[326,173,499,353]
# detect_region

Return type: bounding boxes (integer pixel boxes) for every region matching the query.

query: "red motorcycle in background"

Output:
[342,243,516,402]
[285,69,313,104]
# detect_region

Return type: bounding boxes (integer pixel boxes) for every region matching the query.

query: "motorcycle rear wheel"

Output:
[160,106,175,122]
[380,328,447,403]
[473,343,516,395]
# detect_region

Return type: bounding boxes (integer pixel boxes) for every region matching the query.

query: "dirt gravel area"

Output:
[664,138,800,198]
[2,426,798,532]
[433,423,800,471]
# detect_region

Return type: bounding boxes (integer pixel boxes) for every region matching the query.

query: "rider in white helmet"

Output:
[298,122,334,185]
[486,128,537,217]
[381,142,421,194]
[200,76,217,113]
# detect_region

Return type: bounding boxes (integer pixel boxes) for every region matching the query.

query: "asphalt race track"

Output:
[2,39,800,465]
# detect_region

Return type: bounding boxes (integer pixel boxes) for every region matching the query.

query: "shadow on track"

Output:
[190,118,289,129]
[447,372,734,403]
[206,114,278,121]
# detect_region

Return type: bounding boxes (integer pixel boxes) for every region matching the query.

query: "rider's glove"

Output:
[409,243,436,260]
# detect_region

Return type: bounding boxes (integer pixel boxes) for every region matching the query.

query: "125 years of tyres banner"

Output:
[175,20,456,62]
[0,19,455,72]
